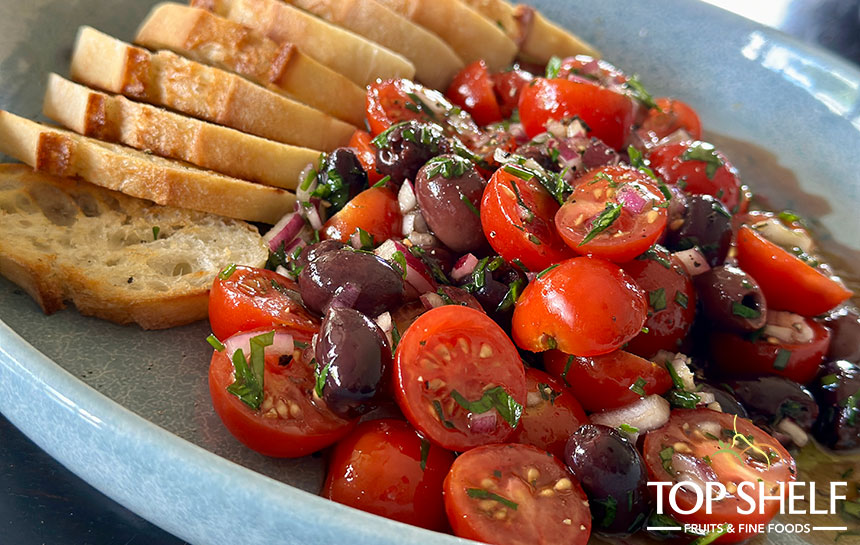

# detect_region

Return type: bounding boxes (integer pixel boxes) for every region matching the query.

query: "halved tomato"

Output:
[447,60,503,126]
[648,140,742,211]
[322,186,402,245]
[348,129,385,185]
[637,97,702,143]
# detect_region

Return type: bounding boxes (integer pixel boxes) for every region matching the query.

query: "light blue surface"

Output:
[0,1,858,544]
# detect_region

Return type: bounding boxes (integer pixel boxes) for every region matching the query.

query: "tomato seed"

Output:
[554,478,572,491]
[481,478,496,489]
[276,400,290,419]
[539,488,554,497]
[646,210,659,224]
[493,510,507,520]
[673,441,693,454]
[457,337,469,354]
[562,518,572,525]
[479,343,493,358]
[526,467,540,483]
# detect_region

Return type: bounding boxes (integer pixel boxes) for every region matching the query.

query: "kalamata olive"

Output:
[582,137,619,169]
[728,377,819,443]
[694,265,767,332]
[414,155,486,253]
[699,383,748,418]
[514,143,558,172]
[811,360,860,450]
[298,248,404,316]
[666,195,732,266]
[822,306,860,363]
[434,285,483,311]
[296,239,346,271]
[375,121,450,184]
[316,307,391,416]
[317,148,368,210]
[564,425,652,536]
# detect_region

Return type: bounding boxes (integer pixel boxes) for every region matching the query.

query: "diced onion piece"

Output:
[752,218,814,255]
[617,184,648,215]
[420,291,445,310]
[764,310,814,344]
[673,248,711,276]
[469,412,497,434]
[669,352,696,392]
[375,239,437,297]
[776,418,809,447]
[590,395,671,437]
[451,253,479,282]
[263,211,306,252]
[398,179,418,214]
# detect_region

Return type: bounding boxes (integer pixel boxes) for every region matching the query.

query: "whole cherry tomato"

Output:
[446,60,503,126]
[511,257,648,356]
[637,97,702,144]
[322,418,454,531]
[492,68,534,118]
[648,140,742,211]
[348,129,385,185]
[322,186,402,245]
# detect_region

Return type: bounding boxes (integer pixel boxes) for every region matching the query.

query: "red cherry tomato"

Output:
[444,443,592,545]
[509,368,587,459]
[637,97,702,143]
[209,266,319,342]
[481,167,575,271]
[446,60,503,126]
[544,349,672,412]
[620,246,697,357]
[322,418,454,531]
[735,226,852,316]
[394,306,527,451]
[348,129,384,185]
[208,328,356,457]
[648,140,742,211]
[492,68,534,119]
[709,319,831,384]
[555,165,668,262]
[322,186,402,245]
[511,257,648,356]
[557,55,629,87]
[643,409,796,544]
[519,77,635,150]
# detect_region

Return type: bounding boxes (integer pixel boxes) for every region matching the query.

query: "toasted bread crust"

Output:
[43,74,318,190]
[0,111,296,224]
[192,0,415,86]
[70,26,354,151]
[135,4,366,126]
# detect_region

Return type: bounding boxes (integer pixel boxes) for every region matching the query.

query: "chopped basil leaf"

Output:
[391,250,408,279]
[512,258,529,273]
[536,263,560,279]
[560,355,574,387]
[294,341,308,349]
[466,488,518,510]
[357,228,375,250]
[501,155,571,204]
[503,163,535,181]
[630,377,647,397]
[509,180,535,223]
[778,210,802,224]
[746,327,766,343]
[451,387,524,428]
[690,525,729,545]
[432,399,456,429]
[424,155,472,179]
[152,226,160,240]
[667,389,701,409]
[619,423,639,434]
[659,446,675,474]
[226,330,274,410]
[206,334,225,352]
[674,291,689,309]
[419,438,430,471]
[731,301,760,319]
[219,263,237,280]
[405,91,439,122]
[627,145,660,182]
[314,360,331,398]
[545,56,562,79]
[496,277,525,313]
[649,288,667,311]
[624,75,659,109]
[580,202,622,246]
[371,175,391,188]
[461,194,481,217]
[773,348,792,370]
[593,495,618,528]
[391,321,401,351]
[681,142,724,180]
[820,373,839,386]
[638,247,672,269]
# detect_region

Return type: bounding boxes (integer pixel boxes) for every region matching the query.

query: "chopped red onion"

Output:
[398,179,417,214]
[617,185,648,214]
[468,412,497,434]
[375,239,437,297]
[590,395,671,435]
[451,253,479,282]
[263,211,306,252]
[224,331,294,364]
[303,203,324,231]
[420,291,445,310]
[673,248,711,276]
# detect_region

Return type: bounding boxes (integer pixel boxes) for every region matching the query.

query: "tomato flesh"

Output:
[492,69,534,119]
[322,418,454,531]
[208,329,355,457]
[322,186,402,245]
[444,443,591,545]
[394,306,527,451]
[643,409,796,543]
[511,257,648,356]
[555,165,668,262]
[447,60,503,126]
[209,266,319,342]
[638,97,702,144]
[648,140,742,211]
[544,349,672,412]
[481,167,575,272]
[348,129,384,185]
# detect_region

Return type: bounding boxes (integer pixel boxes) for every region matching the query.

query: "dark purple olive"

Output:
[699,383,748,418]
[414,154,486,253]
[811,360,859,450]
[434,285,483,311]
[666,195,732,267]
[822,306,860,363]
[318,148,368,210]
[694,265,767,332]
[728,377,819,445]
[514,143,559,172]
[298,249,404,316]
[296,239,346,270]
[582,137,619,169]
[375,121,449,184]
[565,425,651,536]
[316,307,391,416]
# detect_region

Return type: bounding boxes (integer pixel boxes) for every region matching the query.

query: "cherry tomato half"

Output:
[322,186,402,245]
[519,77,635,150]
[348,129,384,185]
[447,60,503,126]
[648,140,742,211]
[481,166,575,272]
[544,349,672,412]
[208,328,355,457]
[492,68,534,119]
[209,266,319,342]
[511,257,648,356]
[394,306,527,451]
[637,97,702,144]
[444,443,591,545]
[509,367,587,459]
[709,318,831,384]
[322,418,454,531]
[620,245,697,357]
[555,165,668,262]
[735,226,852,316]
[643,409,796,544]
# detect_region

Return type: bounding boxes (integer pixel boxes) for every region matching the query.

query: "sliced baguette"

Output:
[69,26,354,151]
[284,0,463,90]
[0,110,295,224]
[43,75,319,191]
[135,4,366,127]
[372,0,517,72]
[191,0,415,86]
[0,163,267,329]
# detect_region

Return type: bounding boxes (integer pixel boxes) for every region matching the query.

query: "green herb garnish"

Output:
[649,288,667,311]
[731,301,760,319]
[619,423,639,434]
[466,488,518,510]
[419,438,430,471]
[630,377,647,397]
[227,330,274,410]
[579,202,621,246]
[674,291,689,309]
[314,360,331,398]
[624,75,659,109]
[219,263,237,280]
[206,334,225,352]
[681,142,724,180]
[450,387,524,428]
[545,56,562,79]
[391,250,408,279]
[773,348,792,370]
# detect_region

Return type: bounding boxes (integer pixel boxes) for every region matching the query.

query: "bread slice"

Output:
[43,74,319,191]
[371,0,517,72]
[284,0,463,90]
[135,4,366,127]
[0,110,295,224]
[69,26,354,151]
[0,163,267,329]
[191,0,415,87]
